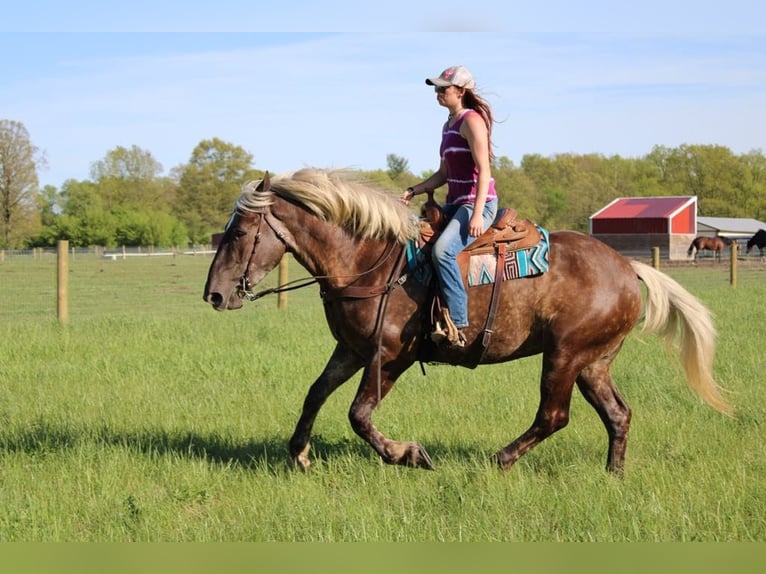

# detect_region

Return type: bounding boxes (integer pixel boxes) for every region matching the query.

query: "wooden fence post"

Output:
[652,247,660,269]
[730,241,738,288]
[57,239,69,324]
[278,254,289,309]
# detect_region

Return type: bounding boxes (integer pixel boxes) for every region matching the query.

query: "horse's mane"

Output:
[236,168,419,244]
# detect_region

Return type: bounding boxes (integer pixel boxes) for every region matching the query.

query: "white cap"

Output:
[425,65,475,90]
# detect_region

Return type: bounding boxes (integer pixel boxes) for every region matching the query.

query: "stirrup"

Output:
[431,320,448,343]
[448,330,467,348]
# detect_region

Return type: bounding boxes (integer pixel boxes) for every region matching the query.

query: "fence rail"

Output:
[0,245,215,262]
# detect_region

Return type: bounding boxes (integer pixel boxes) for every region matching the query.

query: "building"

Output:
[696,217,766,241]
[589,196,697,259]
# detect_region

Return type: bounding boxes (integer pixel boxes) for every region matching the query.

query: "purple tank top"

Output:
[440,110,497,206]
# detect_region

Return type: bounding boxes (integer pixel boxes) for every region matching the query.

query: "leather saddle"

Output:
[416,194,543,360]
[418,197,542,257]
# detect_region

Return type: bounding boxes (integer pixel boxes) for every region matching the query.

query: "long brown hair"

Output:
[462,89,495,161]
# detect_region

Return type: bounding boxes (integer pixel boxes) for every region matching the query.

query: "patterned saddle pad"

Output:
[466,226,550,286]
[405,226,550,287]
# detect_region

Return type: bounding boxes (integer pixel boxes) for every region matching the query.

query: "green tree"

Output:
[671,145,750,216]
[90,145,169,211]
[36,184,61,228]
[175,138,260,243]
[735,149,766,220]
[112,208,188,247]
[492,156,545,223]
[55,179,112,246]
[60,179,102,218]
[386,153,410,182]
[0,119,45,248]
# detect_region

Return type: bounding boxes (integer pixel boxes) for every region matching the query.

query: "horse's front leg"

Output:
[288,344,364,471]
[348,361,434,470]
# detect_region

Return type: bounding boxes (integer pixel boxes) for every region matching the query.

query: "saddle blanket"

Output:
[405,226,550,287]
[467,226,550,286]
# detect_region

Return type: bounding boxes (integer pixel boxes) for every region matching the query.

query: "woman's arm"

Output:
[401,160,447,204]
[462,112,492,236]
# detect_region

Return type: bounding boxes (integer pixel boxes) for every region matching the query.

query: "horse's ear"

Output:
[256,172,271,192]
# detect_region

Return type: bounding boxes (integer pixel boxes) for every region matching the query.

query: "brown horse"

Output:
[687,235,731,261]
[203,169,732,475]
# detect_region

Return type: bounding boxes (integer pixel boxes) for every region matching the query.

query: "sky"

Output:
[2,1,765,190]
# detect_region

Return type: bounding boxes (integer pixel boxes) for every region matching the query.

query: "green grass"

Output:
[0,254,764,541]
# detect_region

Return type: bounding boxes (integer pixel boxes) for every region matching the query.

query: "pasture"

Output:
[0,252,764,541]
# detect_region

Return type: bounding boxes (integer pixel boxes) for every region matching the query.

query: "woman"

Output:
[401,65,498,347]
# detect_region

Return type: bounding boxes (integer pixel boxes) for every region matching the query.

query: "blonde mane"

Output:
[236,168,419,243]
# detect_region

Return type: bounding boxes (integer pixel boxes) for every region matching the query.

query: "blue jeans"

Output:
[432,199,498,328]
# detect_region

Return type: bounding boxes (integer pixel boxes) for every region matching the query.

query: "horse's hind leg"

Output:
[288,343,364,471]
[575,355,632,475]
[495,354,580,471]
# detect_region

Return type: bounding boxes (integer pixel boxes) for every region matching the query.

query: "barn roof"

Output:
[590,196,696,220]
[697,217,766,236]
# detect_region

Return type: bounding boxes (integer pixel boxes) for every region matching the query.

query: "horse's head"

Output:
[203,174,288,310]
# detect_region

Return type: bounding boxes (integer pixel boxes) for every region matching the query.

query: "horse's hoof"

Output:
[492,450,515,470]
[291,444,311,472]
[410,443,435,470]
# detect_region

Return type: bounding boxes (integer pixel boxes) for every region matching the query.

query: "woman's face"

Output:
[434,85,464,108]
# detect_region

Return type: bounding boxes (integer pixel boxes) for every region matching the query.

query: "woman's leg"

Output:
[432,200,497,329]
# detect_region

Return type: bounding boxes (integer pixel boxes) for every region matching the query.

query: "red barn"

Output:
[589,196,697,259]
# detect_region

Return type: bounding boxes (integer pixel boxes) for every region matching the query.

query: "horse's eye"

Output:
[231,229,247,240]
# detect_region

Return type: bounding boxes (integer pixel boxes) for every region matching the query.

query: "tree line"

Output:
[2,118,765,250]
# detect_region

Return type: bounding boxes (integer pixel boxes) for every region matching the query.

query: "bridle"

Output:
[236,209,318,301]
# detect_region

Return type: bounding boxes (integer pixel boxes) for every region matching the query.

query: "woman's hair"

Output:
[462,89,495,161]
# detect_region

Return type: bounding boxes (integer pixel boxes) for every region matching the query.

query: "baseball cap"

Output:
[425,65,475,90]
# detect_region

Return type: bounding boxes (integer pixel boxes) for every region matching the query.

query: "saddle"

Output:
[418,198,541,254]
[416,195,543,361]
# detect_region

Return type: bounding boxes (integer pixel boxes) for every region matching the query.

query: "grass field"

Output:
[0,252,764,541]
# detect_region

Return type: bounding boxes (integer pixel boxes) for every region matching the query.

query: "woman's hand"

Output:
[469,212,484,237]
[400,187,415,205]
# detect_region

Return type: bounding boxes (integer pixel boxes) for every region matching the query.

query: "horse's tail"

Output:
[631,260,733,415]
[687,239,696,256]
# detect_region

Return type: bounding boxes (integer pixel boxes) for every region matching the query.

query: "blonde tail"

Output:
[631,260,733,415]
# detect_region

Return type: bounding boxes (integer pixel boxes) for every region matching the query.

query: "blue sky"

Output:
[2,2,764,189]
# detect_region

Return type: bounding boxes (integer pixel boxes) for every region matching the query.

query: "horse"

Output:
[687,235,731,261]
[746,229,766,260]
[203,168,732,476]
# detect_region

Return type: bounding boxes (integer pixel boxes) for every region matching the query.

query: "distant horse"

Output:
[687,236,731,261]
[746,229,766,260]
[203,169,731,476]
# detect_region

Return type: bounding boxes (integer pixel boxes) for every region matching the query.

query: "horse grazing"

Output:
[687,236,731,261]
[746,229,766,259]
[203,169,732,476]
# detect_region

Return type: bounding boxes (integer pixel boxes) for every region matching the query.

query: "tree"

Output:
[0,119,45,248]
[36,184,61,228]
[89,145,169,211]
[739,149,766,220]
[175,138,260,243]
[60,179,102,218]
[386,153,410,182]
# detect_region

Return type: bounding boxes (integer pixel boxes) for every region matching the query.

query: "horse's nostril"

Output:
[208,292,224,308]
